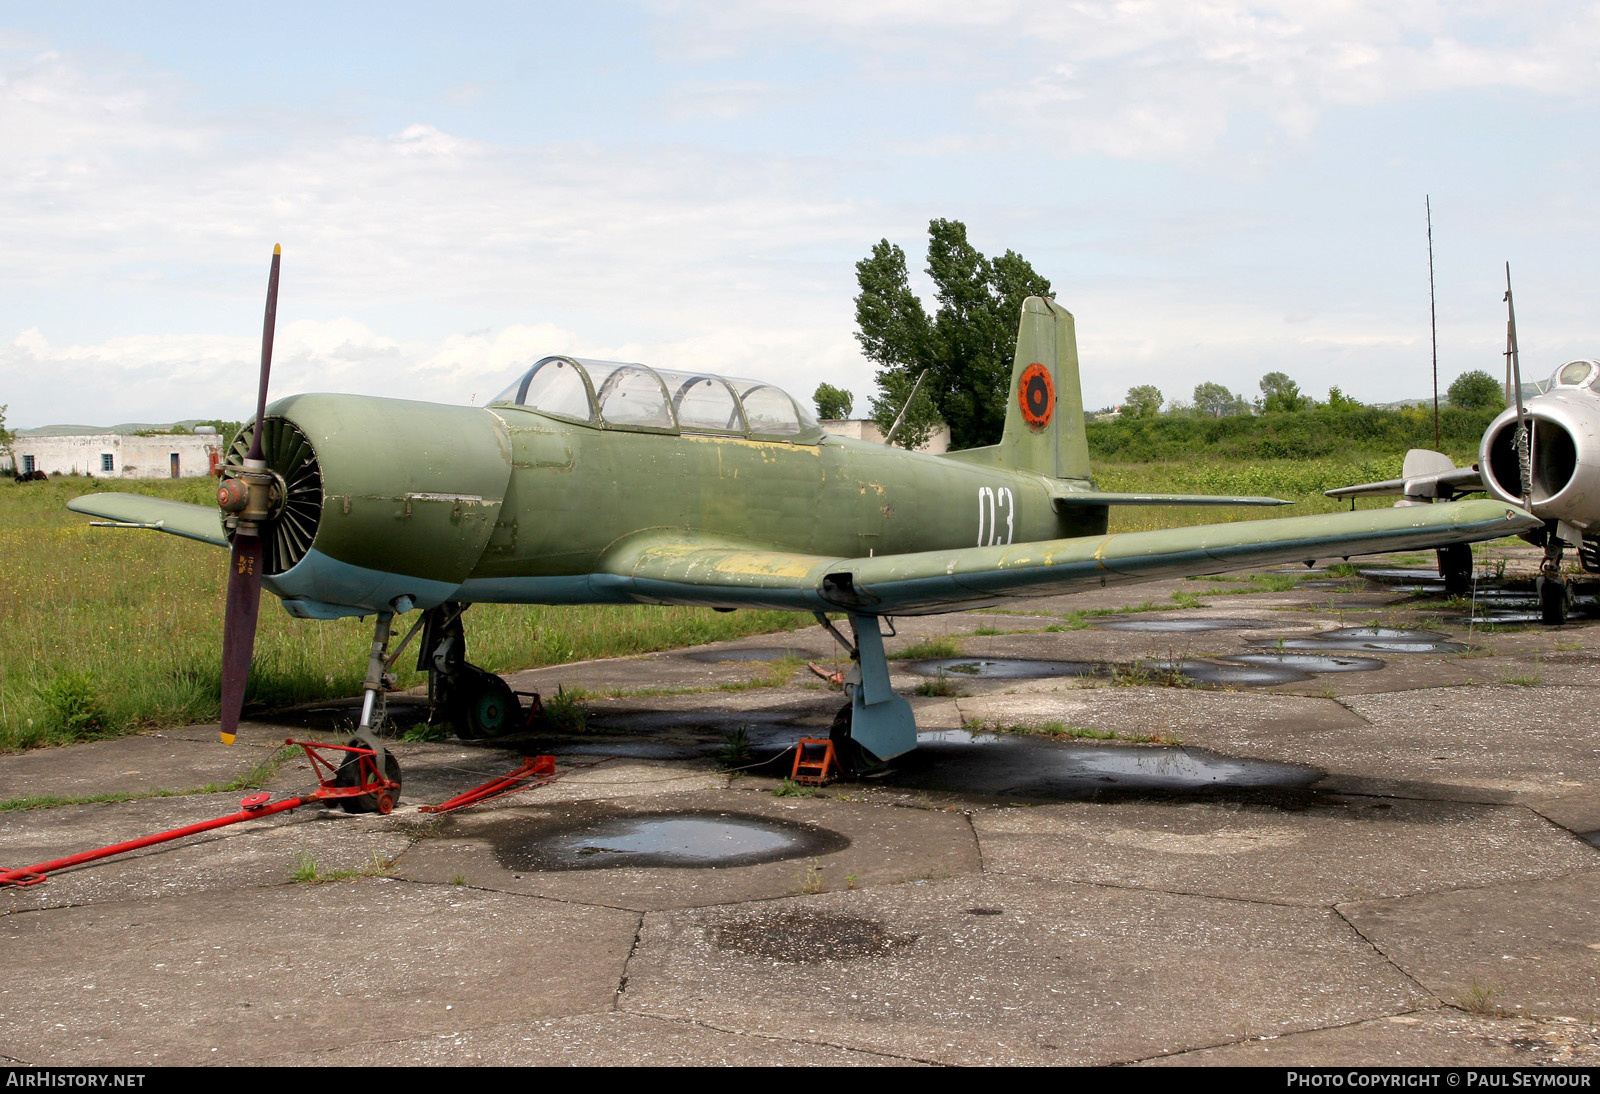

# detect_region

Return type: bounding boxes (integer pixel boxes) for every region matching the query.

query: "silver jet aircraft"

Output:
[1329,357,1600,623]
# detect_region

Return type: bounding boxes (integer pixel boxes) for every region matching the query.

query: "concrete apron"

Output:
[1,549,1598,1066]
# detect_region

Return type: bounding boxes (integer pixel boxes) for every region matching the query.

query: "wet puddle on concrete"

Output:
[686,646,818,663]
[1138,659,1313,686]
[1357,567,1444,583]
[1221,652,1386,673]
[543,711,812,760]
[892,731,1322,799]
[904,657,1101,679]
[1439,610,1545,626]
[906,654,1357,687]
[1094,617,1266,633]
[1251,626,1466,654]
[493,808,847,871]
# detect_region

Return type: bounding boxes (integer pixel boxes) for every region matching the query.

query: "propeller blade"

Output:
[219,533,263,744]
[247,243,281,461]
[219,244,280,744]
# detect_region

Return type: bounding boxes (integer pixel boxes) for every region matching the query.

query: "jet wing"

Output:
[603,499,1537,615]
[67,493,229,548]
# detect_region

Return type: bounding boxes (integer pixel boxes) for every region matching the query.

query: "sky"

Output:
[3,1,1599,427]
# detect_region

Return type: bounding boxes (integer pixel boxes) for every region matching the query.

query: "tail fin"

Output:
[996,296,1091,481]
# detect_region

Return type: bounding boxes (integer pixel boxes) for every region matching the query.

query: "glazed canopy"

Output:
[492,356,824,442]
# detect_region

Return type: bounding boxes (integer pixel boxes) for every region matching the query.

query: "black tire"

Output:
[1438,544,1472,596]
[333,746,402,814]
[1540,577,1568,625]
[827,702,881,778]
[464,670,520,738]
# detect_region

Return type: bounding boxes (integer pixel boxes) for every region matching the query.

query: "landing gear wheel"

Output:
[827,702,883,778]
[333,745,402,814]
[1437,544,1472,597]
[435,666,516,739]
[467,673,519,737]
[1539,575,1569,626]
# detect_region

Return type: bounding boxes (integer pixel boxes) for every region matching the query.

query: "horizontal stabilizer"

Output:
[1325,467,1485,501]
[68,493,229,547]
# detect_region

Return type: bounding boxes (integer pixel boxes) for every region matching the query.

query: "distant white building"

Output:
[820,419,951,454]
[7,431,226,479]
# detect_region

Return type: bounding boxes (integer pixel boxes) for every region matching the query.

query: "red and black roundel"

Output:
[1018,363,1055,429]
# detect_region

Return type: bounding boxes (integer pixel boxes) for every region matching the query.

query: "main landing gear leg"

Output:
[338,609,402,813]
[815,611,918,776]
[1538,529,1570,626]
[419,603,520,739]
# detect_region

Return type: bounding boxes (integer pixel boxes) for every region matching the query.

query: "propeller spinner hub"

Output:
[217,478,248,514]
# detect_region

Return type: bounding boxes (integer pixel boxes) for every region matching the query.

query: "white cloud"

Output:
[0,41,890,424]
[667,1,1600,159]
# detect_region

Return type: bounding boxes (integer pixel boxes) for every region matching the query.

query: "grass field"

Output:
[0,477,808,751]
[0,457,1402,751]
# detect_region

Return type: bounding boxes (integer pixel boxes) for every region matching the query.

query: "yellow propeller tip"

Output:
[273,243,281,255]
[220,732,236,745]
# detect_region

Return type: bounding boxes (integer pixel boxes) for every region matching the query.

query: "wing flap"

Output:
[68,493,229,548]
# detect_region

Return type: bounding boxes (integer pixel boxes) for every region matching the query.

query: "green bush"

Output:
[36,673,107,741]
[1085,404,1495,464]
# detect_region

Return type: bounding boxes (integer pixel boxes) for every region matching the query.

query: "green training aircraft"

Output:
[69,249,1539,799]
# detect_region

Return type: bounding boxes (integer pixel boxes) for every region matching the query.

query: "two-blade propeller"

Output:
[217,245,281,744]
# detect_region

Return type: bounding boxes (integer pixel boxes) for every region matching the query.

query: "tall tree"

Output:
[1258,371,1309,412]
[1122,385,1163,418]
[1193,381,1247,418]
[1448,369,1502,411]
[812,383,854,420]
[854,220,1052,450]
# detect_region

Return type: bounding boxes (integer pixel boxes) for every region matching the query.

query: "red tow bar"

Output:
[419,755,613,814]
[0,739,398,888]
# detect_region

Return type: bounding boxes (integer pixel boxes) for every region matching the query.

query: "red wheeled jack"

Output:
[0,739,400,888]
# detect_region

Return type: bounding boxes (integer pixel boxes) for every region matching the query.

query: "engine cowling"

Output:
[226,393,514,615]
[1479,395,1600,531]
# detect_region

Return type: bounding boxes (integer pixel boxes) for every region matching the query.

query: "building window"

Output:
[22,455,35,474]
[101,453,114,472]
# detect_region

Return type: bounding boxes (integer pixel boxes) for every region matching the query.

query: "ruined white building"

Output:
[8,430,226,479]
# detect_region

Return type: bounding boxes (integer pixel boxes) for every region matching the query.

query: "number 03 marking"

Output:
[977,486,1014,546]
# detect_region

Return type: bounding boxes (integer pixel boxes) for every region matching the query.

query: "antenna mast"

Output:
[1427,196,1440,450]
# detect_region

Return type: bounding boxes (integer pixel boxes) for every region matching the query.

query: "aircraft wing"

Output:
[67,493,229,548]
[604,498,1538,615]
